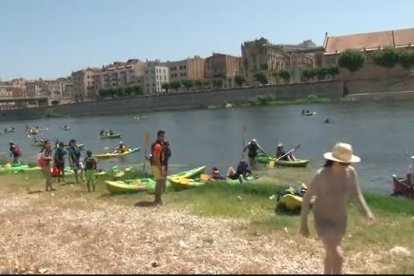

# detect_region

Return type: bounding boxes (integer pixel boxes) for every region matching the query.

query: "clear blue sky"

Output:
[1,0,413,80]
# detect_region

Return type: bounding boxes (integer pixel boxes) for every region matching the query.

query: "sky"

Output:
[1,0,413,80]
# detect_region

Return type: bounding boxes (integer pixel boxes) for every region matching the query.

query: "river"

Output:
[1,100,413,194]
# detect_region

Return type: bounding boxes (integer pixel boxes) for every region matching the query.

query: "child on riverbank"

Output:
[83,150,98,192]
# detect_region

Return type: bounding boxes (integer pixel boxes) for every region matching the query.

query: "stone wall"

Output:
[0,80,344,121]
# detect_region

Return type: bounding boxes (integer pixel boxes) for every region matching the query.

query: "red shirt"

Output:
[151,143,162,166]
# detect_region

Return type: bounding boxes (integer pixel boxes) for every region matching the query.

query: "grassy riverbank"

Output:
[0,168,413,274]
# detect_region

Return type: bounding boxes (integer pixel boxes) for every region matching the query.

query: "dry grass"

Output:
[0,172,413,274]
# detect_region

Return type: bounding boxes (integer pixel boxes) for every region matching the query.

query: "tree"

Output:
[124,86,133,97]
[234,75,246,87]
[181,79,194,91]
[398,49,414,69]
[338,49,365,73]
[278,70,290,83]
[169,81,181,92]
[315,67,329,80]
[254,72,267,85]
[373,47,399,68]
[106,87,116,98]
[212,78,223,89]
[326,66,339,79]
[115,86,124,98]
[161,83,170,93]
[99,88,108,98]
[194,80,203,90]
[131,85,143,96]
[302,68,316,81]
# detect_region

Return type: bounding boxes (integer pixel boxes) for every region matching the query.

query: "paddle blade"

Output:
[242,126,247,135]
[144,132,150,147]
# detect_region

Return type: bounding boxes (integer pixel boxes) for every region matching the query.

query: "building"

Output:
[25,78,71,99]
[95,59,145,95]
[167,55,205,83]
[241,37,318,84]
[322,28,414,79]
[204,53,242,88]
[143,61,169,95]
[72,68,101,100]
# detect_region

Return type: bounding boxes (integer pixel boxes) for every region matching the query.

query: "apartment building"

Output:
[204,53,242,88]
[26,78,71,98]
[167,55,205,82]
[95,59,145,94]
[143,61,169,94]
[72,68,101,100]
[241,37,317,84]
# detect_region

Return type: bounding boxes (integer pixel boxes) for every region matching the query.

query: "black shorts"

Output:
[55,161,65,170]
[228,174,240,180]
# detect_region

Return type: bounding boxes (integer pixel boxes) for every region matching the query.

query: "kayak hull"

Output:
[95,147,140,159]
[100,133,121,139]
[0,164,41,173]
[257,155,309,167]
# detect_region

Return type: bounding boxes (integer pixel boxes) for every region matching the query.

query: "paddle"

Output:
[268,144,301,168]
[241,126,247,159]
[143,132,151,172]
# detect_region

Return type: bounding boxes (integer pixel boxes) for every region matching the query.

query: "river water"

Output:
[1,100,413,194]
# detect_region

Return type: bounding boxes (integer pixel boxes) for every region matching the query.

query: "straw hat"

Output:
[323,142,361,163]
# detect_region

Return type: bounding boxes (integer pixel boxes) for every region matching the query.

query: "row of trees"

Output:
[302,66,339,81]
[99,85,143,98]
[161,78,226,92]
[338,47,414,73]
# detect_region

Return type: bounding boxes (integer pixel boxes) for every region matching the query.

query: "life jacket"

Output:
[150,141,171,166]
[247,142,258,157]
[85,156,96,170]
[11,145,21,156]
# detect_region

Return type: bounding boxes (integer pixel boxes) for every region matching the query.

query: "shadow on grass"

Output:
[134,200,156,207]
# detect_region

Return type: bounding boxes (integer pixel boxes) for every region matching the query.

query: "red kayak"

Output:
[392,175,414,199]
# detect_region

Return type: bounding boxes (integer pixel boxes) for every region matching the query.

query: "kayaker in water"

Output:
[300,142,375,274]
[406,156,414,185]
[227,160,252,183]
[276,143,296,161]
[324,118,330,124]
[83,150,98,192]
[116,141,129,153]
[150,130,168,205]
[243,138,266,170]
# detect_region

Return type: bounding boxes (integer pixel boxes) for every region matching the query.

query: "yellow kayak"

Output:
[95,147,140,159]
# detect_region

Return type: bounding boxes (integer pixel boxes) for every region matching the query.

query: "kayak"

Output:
[170,173,259,189]
[278,194,303,211]
[392,174,414,199]
[61,126,71,131]
[104,166,206,194]
[105,178,154,194]
[95,147,140,159]
[0,163,42,173]
[302,112,316,116]
[99,133,121,139]
[257,154,309,167]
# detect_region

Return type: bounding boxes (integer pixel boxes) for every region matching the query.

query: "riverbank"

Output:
[1,169,413,274]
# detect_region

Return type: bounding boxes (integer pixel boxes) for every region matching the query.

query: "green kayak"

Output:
[104,166,206,194]
[170,174,260,189]
[0,163,41,173]
[257,154,309,167]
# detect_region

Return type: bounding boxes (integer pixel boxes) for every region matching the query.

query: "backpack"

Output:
[150,142,171,165]
[37,153,46,167]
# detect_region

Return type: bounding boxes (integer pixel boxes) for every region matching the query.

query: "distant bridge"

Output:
[0,96,49,109]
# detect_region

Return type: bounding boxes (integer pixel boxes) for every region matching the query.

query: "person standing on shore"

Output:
[9,141,22,164]
[406,156,414,185]
[83,150,98,192]
[38,140,54,191]
[54,142,67,183]
[299,142,375,274]
[67,139,84,184]
[243,138,266,170]
[150,130,167,205]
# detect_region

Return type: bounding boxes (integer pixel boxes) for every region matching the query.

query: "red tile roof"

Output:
[324,28,414,54]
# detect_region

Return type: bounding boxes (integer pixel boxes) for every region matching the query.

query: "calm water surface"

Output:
[1,100,413,194]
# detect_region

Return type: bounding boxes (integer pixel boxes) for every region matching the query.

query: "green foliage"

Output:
[398,49,414,69]
[327,66,340,78]
[338,49,365,73]
[278,70,290,83]
[194,80,203,89]
[373,47,399,68]
[254,72,267,84]
[131,85,143,95]
[234,75,246,87]
[124,86,133,97]
[169,81,181,92]
[181,79,194,90]
[302,68,316,81]
[161,83,169,93]
[212,78,223,89]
